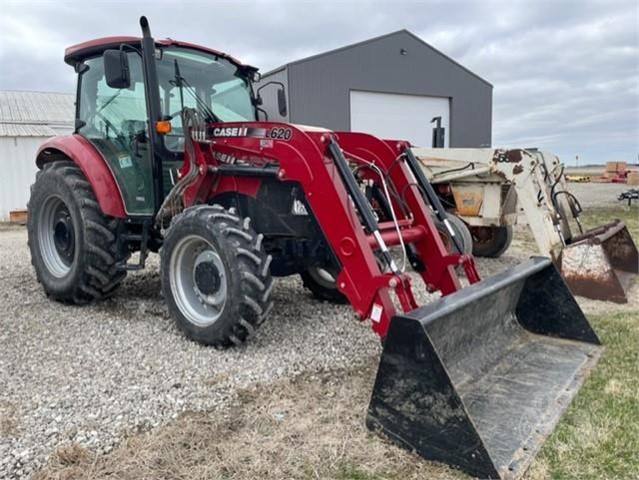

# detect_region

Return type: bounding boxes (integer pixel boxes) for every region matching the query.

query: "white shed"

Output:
[0,91,75,221]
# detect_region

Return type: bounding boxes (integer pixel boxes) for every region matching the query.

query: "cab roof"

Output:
[64,36,257,72]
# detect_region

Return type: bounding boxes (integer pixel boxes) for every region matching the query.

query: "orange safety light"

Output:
[155,120,172,134]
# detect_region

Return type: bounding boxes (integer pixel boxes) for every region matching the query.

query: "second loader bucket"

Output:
[559,220,638,303]
[367,257,601,479]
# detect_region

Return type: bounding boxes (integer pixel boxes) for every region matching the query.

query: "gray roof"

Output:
[0,90,75,137]
[263,29,491,87]
[0,123,58,137]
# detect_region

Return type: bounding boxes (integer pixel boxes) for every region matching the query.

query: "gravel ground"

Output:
[567,182,631,208]
[1,204,636,479]
[0,225,523,479]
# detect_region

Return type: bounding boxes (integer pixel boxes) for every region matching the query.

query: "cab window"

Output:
[77,53,154,215]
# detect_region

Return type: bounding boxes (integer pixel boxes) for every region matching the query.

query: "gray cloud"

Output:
[1,0,636,164]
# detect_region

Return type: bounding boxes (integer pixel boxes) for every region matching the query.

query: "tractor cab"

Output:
[65,34,264,216]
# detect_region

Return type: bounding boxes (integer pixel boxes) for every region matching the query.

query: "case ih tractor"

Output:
[28,17,602,479]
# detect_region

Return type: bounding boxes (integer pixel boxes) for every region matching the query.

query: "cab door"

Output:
[77,52,155,216]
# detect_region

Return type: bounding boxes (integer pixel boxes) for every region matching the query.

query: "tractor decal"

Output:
[210,126,269,138]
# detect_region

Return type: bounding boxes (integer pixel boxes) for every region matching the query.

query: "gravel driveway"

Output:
[567,182,631,208]
[0,228,378,478]
[0,225,526,479]
[2,198,636,479]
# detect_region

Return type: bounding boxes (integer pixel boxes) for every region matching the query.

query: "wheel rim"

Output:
[307,266,337,289]
[38,195,75,277]
[472,226,495,245]
[169,235,227,327]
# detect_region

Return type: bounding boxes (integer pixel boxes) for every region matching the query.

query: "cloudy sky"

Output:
[1,0,637,164]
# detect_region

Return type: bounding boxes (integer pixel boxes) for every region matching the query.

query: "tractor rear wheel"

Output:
[27,160,129,303]
[470,225,513,257]
[301,266,347,304]
[161,205,274,347]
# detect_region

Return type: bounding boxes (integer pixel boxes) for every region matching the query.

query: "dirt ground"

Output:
[33,365,468,480]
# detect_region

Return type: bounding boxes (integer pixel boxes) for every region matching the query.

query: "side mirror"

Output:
[104,49,131,89]
[277,88,287,117]
[255,81,287,117]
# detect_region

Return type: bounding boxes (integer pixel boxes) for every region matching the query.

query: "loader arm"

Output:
[414,147,638,303]
[173,121,476,336]
[487,149,566,258]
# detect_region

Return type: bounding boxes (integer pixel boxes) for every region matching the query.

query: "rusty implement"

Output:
[367,257,601,480]
[558,220,638,303]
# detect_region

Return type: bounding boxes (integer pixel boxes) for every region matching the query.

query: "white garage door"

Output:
[350,90,450,147]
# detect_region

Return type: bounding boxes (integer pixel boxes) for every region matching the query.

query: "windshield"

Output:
[156,46,255,124]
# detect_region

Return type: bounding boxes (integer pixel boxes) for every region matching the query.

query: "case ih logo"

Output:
[209,126,291,140]
[211,126,249,137]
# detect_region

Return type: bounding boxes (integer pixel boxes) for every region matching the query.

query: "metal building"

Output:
[0,91,74,221]
[259,30,492,148]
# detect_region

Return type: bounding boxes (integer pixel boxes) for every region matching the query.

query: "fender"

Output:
[36,134,126,218]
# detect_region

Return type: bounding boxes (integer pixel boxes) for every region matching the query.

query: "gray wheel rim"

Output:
[308,266,337,289]
[169,234,227,327]
[37,194,74,278]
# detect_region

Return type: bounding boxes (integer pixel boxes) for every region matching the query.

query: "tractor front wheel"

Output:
[161,205,274,347]
[27,160,129,303]
[470,225,513,257]
[434,214,473,255]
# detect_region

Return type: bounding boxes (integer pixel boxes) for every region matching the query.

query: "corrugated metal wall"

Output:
[260,31,492,148]
[256,67,289,123]
[0,136,48,221]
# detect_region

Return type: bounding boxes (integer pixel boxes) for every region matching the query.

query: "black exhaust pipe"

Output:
[138,16,165,213]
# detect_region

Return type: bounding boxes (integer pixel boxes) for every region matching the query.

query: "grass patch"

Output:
[510,200,638,256]
[528,312,639,479]
[579,204,638,239]
[338,466,384,480]
[528,203,638,479]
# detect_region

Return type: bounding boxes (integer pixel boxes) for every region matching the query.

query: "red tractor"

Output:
[28,17,601,479]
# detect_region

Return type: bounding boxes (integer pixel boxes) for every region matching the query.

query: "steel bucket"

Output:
[367,257,602,479]
[559,220,638,303]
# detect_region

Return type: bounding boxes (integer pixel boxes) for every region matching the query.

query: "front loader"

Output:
[415,147,638,303]
[27,17,601,479]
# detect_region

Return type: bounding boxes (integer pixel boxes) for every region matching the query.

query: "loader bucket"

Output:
[559,220,638,303]
[367,257,601,480]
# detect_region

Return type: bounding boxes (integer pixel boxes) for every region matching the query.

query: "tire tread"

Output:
[161,204,274,347]
[27,160,129,304]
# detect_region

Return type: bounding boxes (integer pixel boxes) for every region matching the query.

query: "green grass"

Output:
[529,312,639,480]
[338,467,382,480]
[528,204,639,479]
[578,204,638,239]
